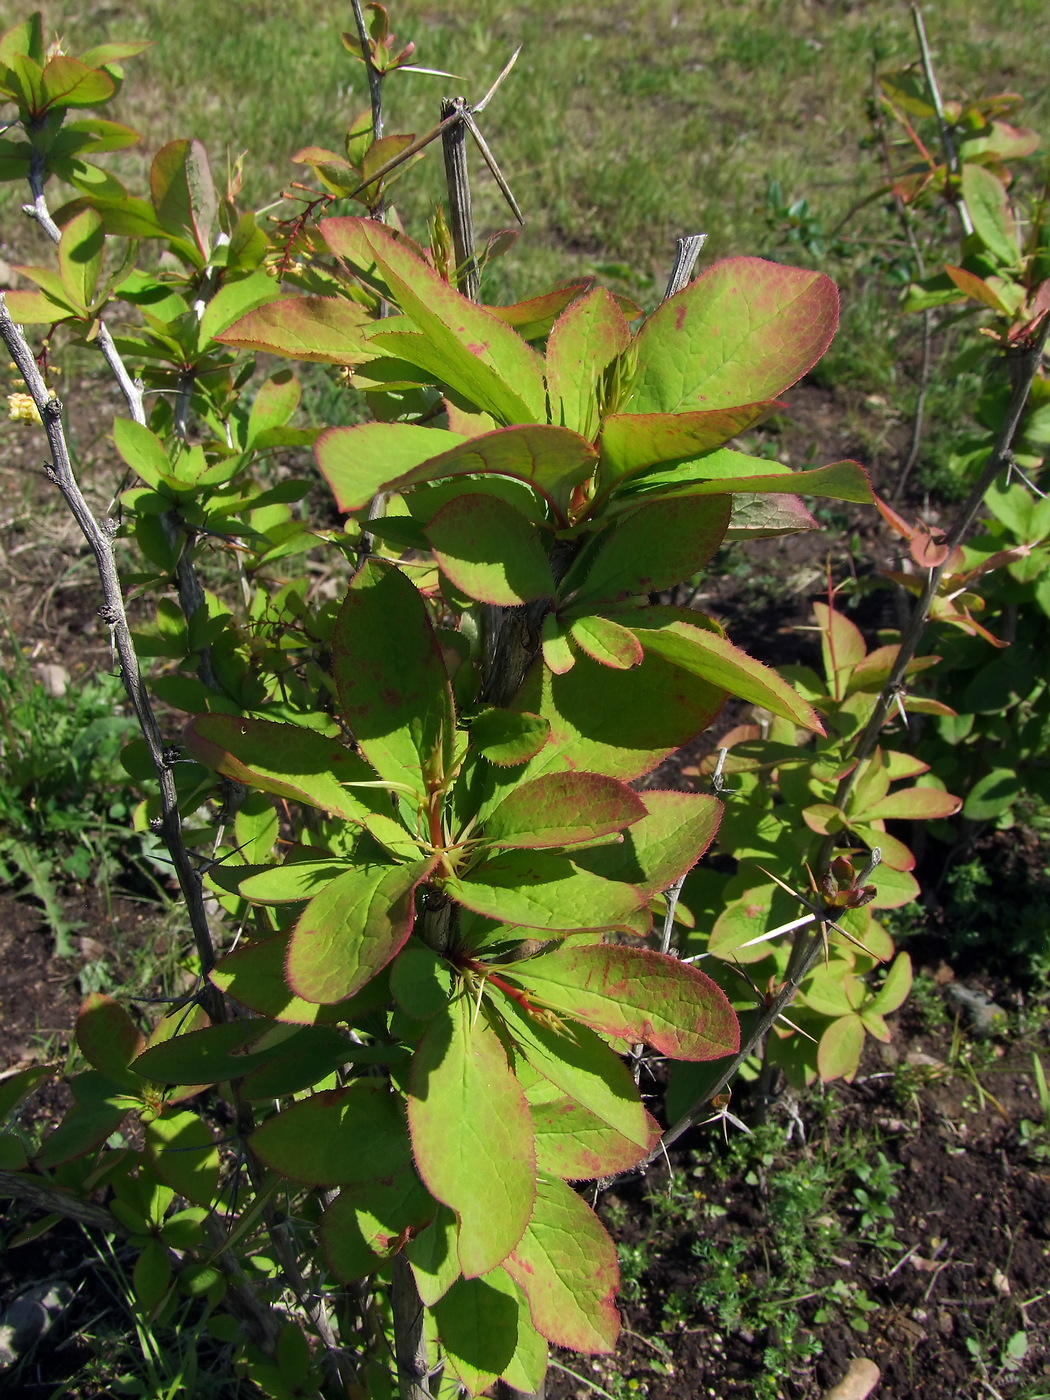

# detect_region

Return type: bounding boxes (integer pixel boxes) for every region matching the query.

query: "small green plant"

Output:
[851,1150,902,1250]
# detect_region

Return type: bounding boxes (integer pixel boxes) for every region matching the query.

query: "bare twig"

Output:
[391,1254,431,1400]
[0,297,224,1013]
[441,96,478,301]
[663,234,707,300]
[910,4,973,237]
[0,1168,128,1233]
[350,0,384,142]
[659,872,688,956]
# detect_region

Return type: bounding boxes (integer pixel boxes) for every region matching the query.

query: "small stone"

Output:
[34,662,69,697]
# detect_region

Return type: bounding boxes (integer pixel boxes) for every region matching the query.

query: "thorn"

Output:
[473,45,522,114]
[461,109,524,225]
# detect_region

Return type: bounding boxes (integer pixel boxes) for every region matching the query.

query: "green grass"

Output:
[4,0,1048,300]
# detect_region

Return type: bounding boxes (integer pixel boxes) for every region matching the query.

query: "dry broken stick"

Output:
[0,295,224,1016]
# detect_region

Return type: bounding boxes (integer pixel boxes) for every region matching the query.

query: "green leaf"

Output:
[448,850,643,932]
[506,945,739,1060]
[500,1281,549,1392]
[816,1014,865,1082]
[332,559,455,800]
[1,289,71,323]
[209,933,391,1026]
[390,941,453,1020]
[504,1175,619,1353]
[628,256,838,414]
[530,1092,659,1180]
[571,790,721,897]
[515,647,725,780]
[145,1110,220,1207]
[481,771,645,849]
[218,295,371,363]
[133,1238,172,1316]
[861,787,961,821]
[247,370,301,447]
[487,280,594,340]
[564,496,730,605]
[727,491,818,539]
[435,1272,519,1397]
[317,423,465,511]
[599,403,774,481]
[546,286,632,437]
[58,207,104,311]
[566,614,643,669]
[541,613,575,674]
[469,709,550,766]
[867,952,913,1016]
[627,612,824,732]
[406,1204,461,1305]
[251,1080,413,1186]
[408,997,535,1277]
[494,997,650,1144]
[76,993,144,1083]
[150,138,216,258]
[961,768,1021,822]
[132,1020,339,1087]
[40,55,115,110]
[199,267,281,345]
[426,494,556,605]
[962,163,1019,267]
[0,1066,51,1122]
[183,714,393,822]
[320,1171,433,1283]
[623,451,873,506]
[287,857,437,1004]
[113,417,169,487]
[322,217,547,423]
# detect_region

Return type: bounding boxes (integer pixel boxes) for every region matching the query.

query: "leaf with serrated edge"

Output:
[470,709,550,766]
[624,454,873,506]
[426,494,556,605]
[628,257,838,414]
[531,1094,660,1180]
[184,715,386,822]
[209,933,390,1025]
[435,1271,519,1396]
[565,496,731,606]
[627,615,823,733]
[448,850,644,932]
[251,1081,410,1186]
[861,788,961,821]
[316,423,467,512]
[287,857,435,1004]
[500,1278,549,1392]
[505,1175,619,1353]
[320,1170,433,1283]
[482,771,645,849]
[332,559,454,800]
[76,994,144,1081]
[546,286,631,437]
[494,995,649,1143]
[408,997,535,1277]
[407,1204,461,1305]
[572,790,721,897]
[817,1014,865,1081]
[567,614,643,669]
[506,945,738,1060]
[599,402,774,481]
[322,217,547,423]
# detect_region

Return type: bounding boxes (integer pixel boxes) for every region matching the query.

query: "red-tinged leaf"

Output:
[802,803,846,835]
[183,714,384,822]
[332,559,455,799]
[486,280,594,340]
[944,264,1011,312]
[504,1175,619,1353]
[287,857,436,1004]
[76,994,144,1081]
[850,824,915,873]
[426,494,556,605]
[210,933,387,1025]
[629,257,838,414]
[79,40,153,67]
[408,997,536,1277]
[817,1014,865,1082]
[599,403,775,481]
[627,614,824,733]
[470,709,550,766]
[515,647,725,781]
[506,944,739,1061]
[448,850,644,932]
[868,952,913,1016]
[407,1204,461,1305]
[726,491,818,539]
[444,399,497,437]
[861,788,962,822]
[571,790,721,897]
[218,296,371,363]
[541,614,575,674]
[495,997,650,1144]
[814,601,867,687]
[435,1271,519,1396]
[321,216,547,423]
[546,287,632,438]
[317,423,466,510]
[251,1081,412,1186]
[482,771,645,849]
[320,1171,434,1283]
[58,208,104,312]
[625,455,874,505]
[2,289,71,323]
[40,55,114,109]
[961,162,1019,267]
[531,1094,660,1180]
[567,614,643,670]
[564,496,730,605]
[150,139,215,258]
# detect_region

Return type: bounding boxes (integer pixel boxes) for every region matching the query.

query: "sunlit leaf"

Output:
[481,771,645,849]
[426,494,556,604]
